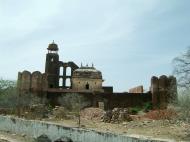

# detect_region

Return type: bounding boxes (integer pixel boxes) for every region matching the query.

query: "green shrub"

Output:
[130,107,141,115]
[143,102,152,112]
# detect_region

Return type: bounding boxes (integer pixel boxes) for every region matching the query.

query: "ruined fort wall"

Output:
[129,86,143,93]
[42,73,48,91]
[105,93,151,109]
[150,75,177,109]
[20,71,31,93]
[31,71,43,92]
[151,76,159,109]
[18,71,45,94]
[53,92,152,110]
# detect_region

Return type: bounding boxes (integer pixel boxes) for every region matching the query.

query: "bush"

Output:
[130,107,141,115]
[143,102,152,112]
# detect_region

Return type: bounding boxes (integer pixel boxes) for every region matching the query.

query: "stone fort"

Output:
[17,42,177,109]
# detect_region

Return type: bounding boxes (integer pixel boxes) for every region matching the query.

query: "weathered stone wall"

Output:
[72,78,103,92]
[0,115,169,142]
[129,85,143,93]
[31,71,42,92]
[159,75,168,109]
[42,73,48,91]
[18,71,44,94]
[48,92,152,110]
[57,93,92,110]
[151,76,159,109]
[105,93,151,109]
[150,75,177,109]
[17,72,22,92]
[20,70,31,93]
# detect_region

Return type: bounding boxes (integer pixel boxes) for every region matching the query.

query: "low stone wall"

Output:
[0,115,170,142]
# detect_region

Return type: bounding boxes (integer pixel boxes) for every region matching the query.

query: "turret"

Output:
[45,41,60,88]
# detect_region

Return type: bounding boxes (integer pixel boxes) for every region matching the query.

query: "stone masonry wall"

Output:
[150,75,177,109]
[0,115,169,142]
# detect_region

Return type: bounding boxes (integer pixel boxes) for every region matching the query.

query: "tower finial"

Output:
[81,62,83,67]
[53,40,55,43]
[92,63,94,67]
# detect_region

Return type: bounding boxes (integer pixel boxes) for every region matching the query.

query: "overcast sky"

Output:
[0,0,189,92]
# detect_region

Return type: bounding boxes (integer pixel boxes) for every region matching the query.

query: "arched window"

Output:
[59,78,63,87]
[59,67,64,76]
[66,78,71,87]
[66,67,71,76]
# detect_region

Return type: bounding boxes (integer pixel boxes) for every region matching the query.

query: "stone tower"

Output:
[45,41,60,88]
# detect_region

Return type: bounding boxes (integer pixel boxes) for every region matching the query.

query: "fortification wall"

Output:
[31,71,42,92]
[150,75,177,109]
[97,93,151,110]
[51,92,152,110]
[129,85,143,93]
[20,70,31,93]
[18,71,45,94]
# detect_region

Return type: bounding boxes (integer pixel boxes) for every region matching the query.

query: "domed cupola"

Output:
[47,40,59,53]
[72,64,104,92]
[72,66,102,79]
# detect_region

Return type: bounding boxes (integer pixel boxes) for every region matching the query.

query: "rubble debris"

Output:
[80,107,104,121]
[102,108,132,123]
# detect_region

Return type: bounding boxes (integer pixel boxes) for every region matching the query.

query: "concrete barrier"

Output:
[0,115,172,142]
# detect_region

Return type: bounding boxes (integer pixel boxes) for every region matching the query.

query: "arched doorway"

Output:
[86,82,89,90]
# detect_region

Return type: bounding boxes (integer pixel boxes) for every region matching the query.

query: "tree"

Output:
[0,79,16,95]
[173,47,190,89]
[0,79,18,108]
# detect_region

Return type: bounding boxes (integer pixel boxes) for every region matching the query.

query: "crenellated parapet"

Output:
[31,71,42,92]
[150,75,177,109]
[17,70,46,94]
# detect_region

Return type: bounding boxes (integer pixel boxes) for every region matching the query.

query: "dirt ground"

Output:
[1,107,190,141]
[44,108,190,141]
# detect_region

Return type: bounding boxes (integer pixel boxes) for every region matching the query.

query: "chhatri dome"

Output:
[47,41,59,51]
[72,64,102,79]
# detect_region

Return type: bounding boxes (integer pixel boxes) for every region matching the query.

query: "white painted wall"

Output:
[0,115,170,142]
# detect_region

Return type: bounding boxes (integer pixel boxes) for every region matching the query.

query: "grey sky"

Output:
[0,0,189,91]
